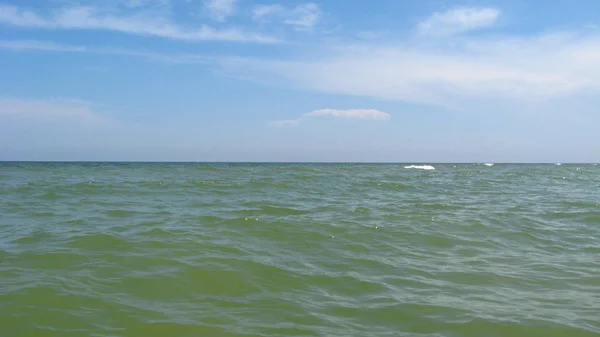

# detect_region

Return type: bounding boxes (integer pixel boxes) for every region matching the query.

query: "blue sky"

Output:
[1,0,599,162]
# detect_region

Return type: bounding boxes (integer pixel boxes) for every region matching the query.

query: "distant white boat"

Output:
[484,163,494,166]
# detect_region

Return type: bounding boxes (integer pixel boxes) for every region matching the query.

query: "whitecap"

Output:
[404,165,435,170]
[484,163,494,166]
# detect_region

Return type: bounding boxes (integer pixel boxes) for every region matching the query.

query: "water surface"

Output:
[1,162,599,336]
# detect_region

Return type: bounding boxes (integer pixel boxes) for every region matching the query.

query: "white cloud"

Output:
[1,41,209,74]
[270,108,390,126]
[270,119,301,127]
[0,96,109,124]
[284,3,321,30]
[10,29,600,114]
[204,0,236,22]
[0,39,219,64]
[123,0,171,9]
[6,10,600,117]
[251,3,321,30]
[0,4,278,43]
[7,27,600,114]
[305,109,390,120]
[0,40,87,52]
[0,4,47,26]
[417,7,500,36]
[252,4,284,21]
[216,30,600,111]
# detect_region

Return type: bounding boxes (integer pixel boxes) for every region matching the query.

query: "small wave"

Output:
[189,180,224,185]
[232,205,310,217]
[484,163,494,166]
[404,165,435,170]
[374,182,410,190]
[104,209,138,217]
[193,166,221,171]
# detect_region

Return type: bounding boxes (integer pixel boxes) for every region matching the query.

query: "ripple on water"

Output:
[0,162,599,336]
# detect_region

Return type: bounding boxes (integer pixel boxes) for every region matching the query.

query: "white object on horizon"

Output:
[404,165,435,170]
[484,163,494,166]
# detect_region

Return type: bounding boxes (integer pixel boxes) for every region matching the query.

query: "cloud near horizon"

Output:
[0,96,90,118]
[0,96,115,126]
[270,109,391,126]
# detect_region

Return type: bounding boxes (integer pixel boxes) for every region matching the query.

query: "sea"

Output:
[1,162,599,337]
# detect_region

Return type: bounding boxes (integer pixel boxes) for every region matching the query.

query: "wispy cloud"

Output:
[417,7,500,36]
[284,3,321,31]
[9,27,600,114]
[251,3,321,30]
[6,4,600,117]
[0,39,87,52]
[0,96,110,125]
[215,28,600,111]
[122,0,171,9]
[252,4,284,21]
[270,109,391,126]
[0,39,217,64]
[7,25,600,114]
[0,4,278,43]
[203,0,237,22]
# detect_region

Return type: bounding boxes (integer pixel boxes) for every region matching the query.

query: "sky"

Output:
[1,0,599,162]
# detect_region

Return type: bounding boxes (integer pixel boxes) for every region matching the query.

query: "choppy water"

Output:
[1,162,599,337]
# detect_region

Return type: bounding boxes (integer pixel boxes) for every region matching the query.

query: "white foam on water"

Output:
[404,165,435,170]
[484,163,494,166]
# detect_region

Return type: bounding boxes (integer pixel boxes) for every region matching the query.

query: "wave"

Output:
[3,162,600,337]
[404,165,435,170]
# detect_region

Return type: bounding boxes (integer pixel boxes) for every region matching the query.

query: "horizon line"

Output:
[0,160,595,164]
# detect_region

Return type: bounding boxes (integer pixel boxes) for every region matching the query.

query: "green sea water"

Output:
[1,162,599,337]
